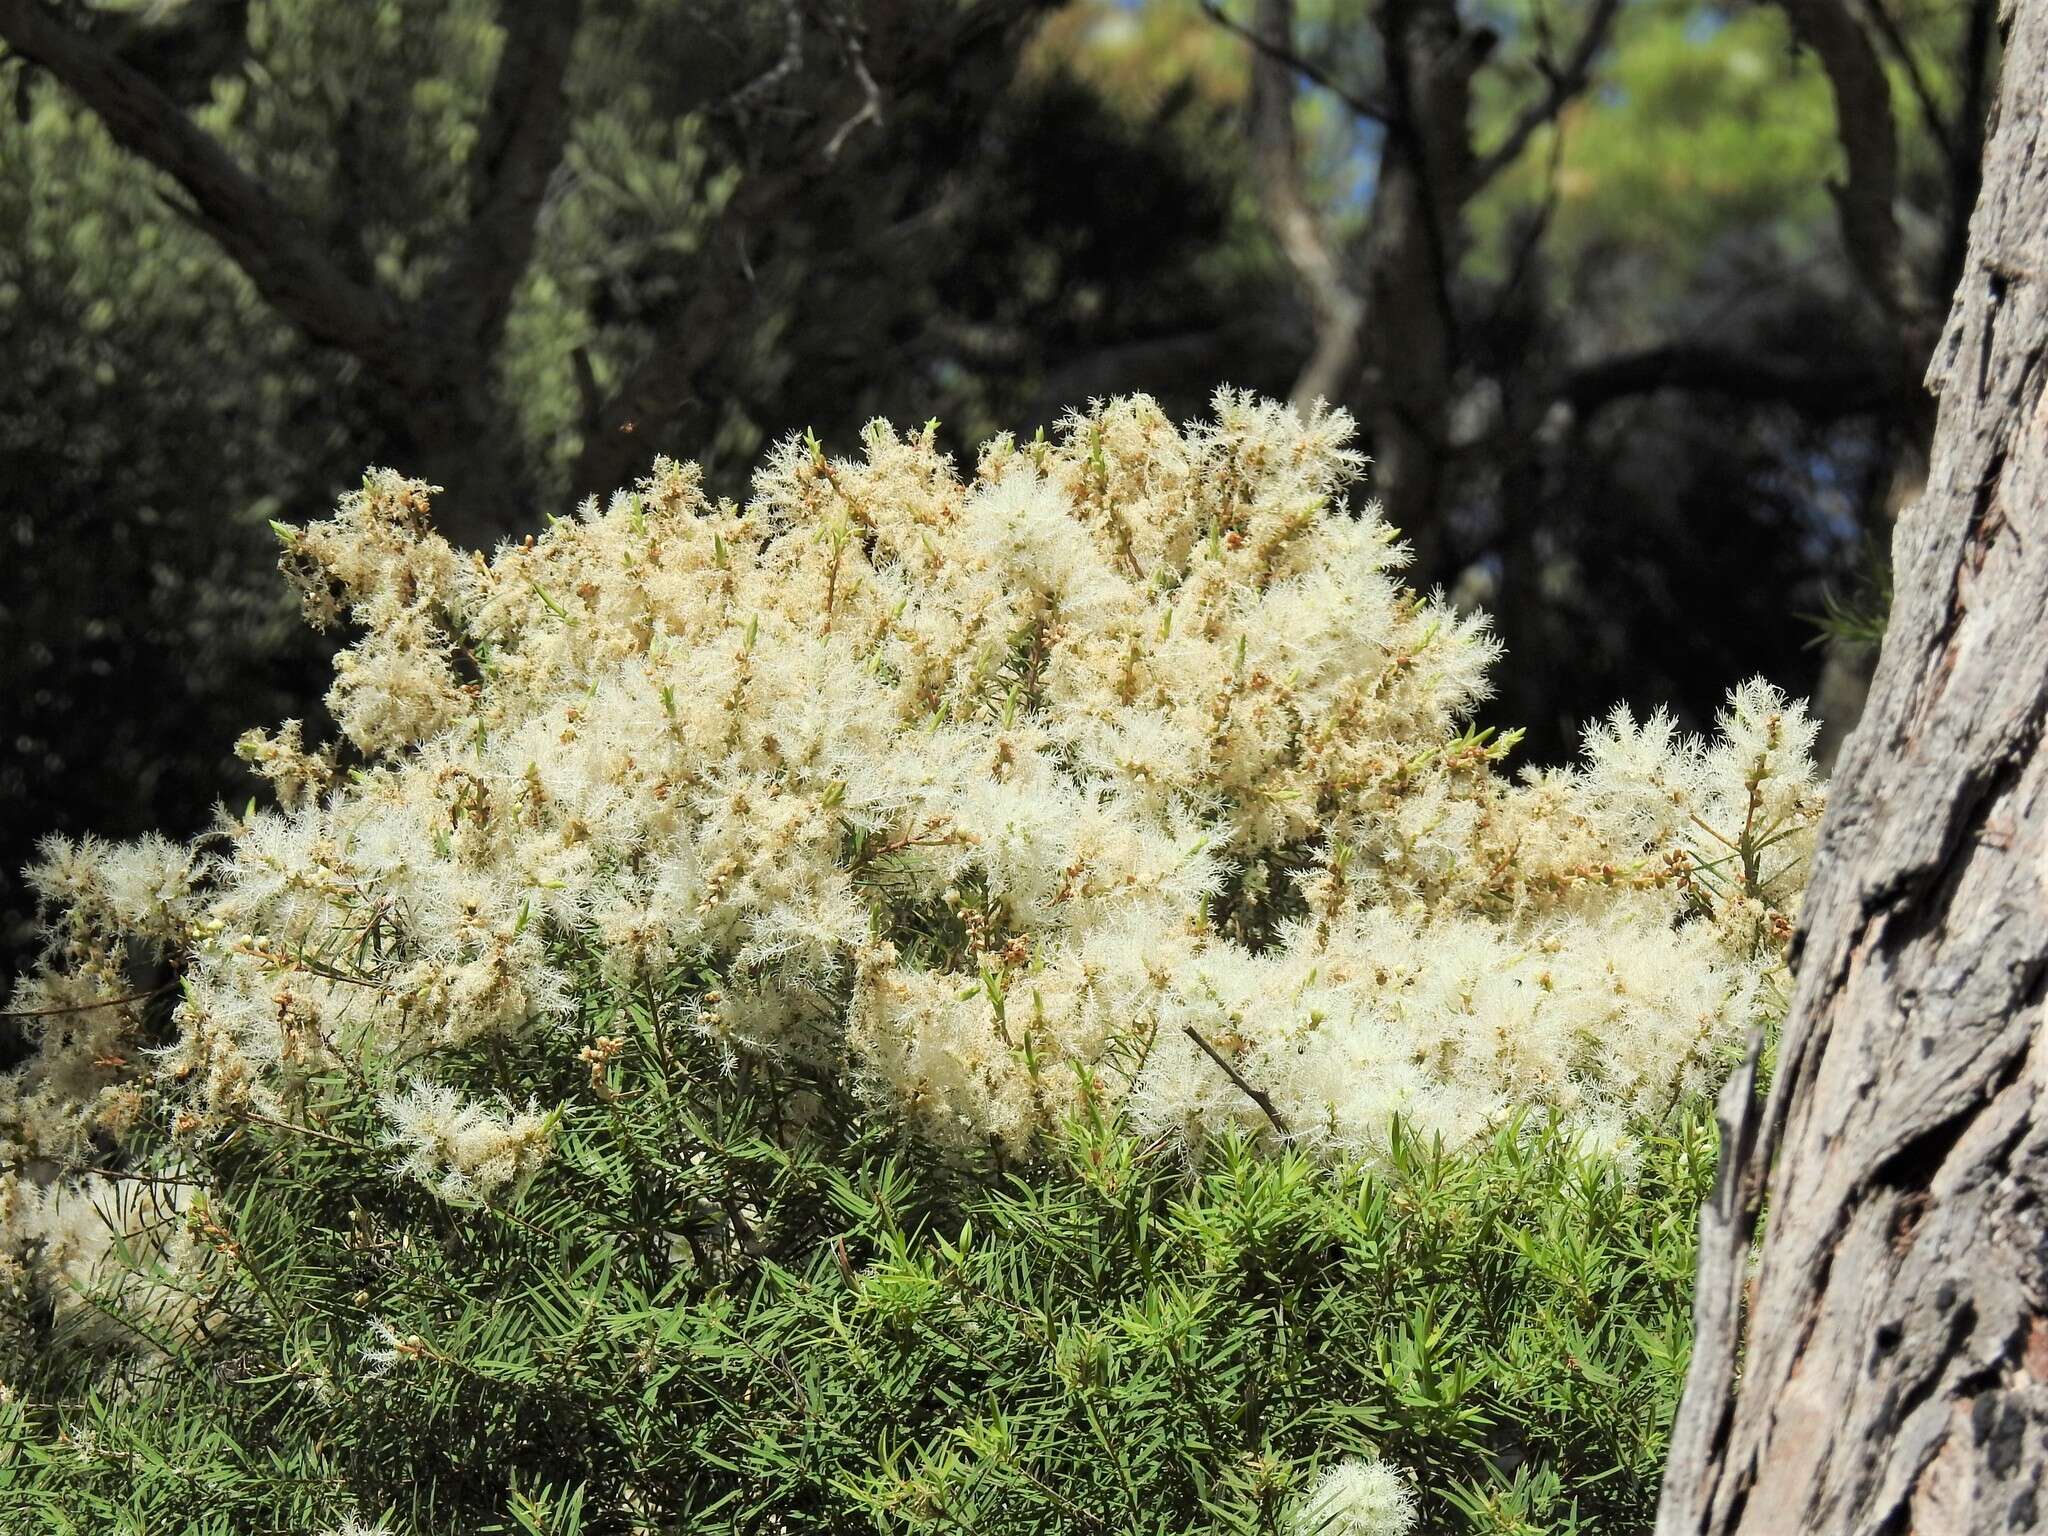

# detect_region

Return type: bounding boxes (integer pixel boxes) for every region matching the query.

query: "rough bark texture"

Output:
[1657,4,2048,1532]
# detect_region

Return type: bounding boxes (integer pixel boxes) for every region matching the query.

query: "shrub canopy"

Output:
[0,392,1819,1534]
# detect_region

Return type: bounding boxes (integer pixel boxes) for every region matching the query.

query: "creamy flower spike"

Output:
[3,390,1824,1292]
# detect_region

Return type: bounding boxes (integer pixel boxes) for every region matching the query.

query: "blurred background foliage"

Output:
[0,0,1993,971]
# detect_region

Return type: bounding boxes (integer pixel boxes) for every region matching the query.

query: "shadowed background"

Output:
[0,0,1992,971]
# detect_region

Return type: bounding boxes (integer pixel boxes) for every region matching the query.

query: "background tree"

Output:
[0,0,2002,984]
[1658,1,2047,1527]
[0,0,1279,974]
[1199,0,1996,757]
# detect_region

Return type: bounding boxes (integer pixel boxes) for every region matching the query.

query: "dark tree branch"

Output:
[1375,0,1487,363]
[0,0,418,391]
[1340,0,1487,576]
[570,0,1055,499]
[1859,0,1955,167]
[1776,0,1934,347]
[1246,0,1368,411]
[817,2,885,161]
[1198,0,1389,123]
[431,0,585,361]
[718,0,805,116]
[1939,0,1997,299]
[1955,0,1997,180]
[0,981,176,1021]
[1483,110,1570,334]
[1181,1024,1292,1138]
[1559,343,1907,419]
[1467,0,1621,194]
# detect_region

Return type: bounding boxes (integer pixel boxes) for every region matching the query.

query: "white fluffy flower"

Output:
[3,390,1826,1312]
[378,1081,554,1205]
[1292,1457,1418,1536]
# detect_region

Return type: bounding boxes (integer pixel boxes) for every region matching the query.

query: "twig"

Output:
[1,1160,202,1188]
[236,1109,372,1151]
[1468,0,1621,192]
[1482,100,1569,338]
[719,0,806,116]
[0,980,176,1021]
[1860,0,1956,167]
[1198,0,1389,123]
[820,6,884,162]
[1180,1024,1292,1137]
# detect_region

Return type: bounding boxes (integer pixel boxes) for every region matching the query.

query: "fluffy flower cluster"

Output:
[2,391,1821,1317]
[377,1081,554,1205]
[1292,1457,1417,1536]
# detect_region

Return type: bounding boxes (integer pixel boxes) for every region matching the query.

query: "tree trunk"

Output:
[1353,0,1482,581]
[1656,4,2048,1532]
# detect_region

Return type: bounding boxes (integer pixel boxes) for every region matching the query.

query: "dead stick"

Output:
[1181,1024,1292,1137]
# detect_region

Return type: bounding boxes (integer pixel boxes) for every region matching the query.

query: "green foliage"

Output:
[2,947,1716,1536]
[1471,1,1842,286]
[0,57,346,968]
[1804,532,1893,652]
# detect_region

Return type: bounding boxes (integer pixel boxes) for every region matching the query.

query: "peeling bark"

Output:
[1657,5,2048,1532]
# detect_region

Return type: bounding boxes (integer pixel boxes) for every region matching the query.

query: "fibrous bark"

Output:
[1657,4,2048,1532]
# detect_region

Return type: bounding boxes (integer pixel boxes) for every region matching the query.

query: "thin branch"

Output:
[1196,0,1392,120]
[430,0,585,360]
[1558,342,1907,420]
[1198,0,1389,123]
[1482,83,1571,336]
[0,981,177,1021]
[1775,0,1932,343]
[1859,0,1955,167]
[3,1160,203,1188]
[1181,1024,1292,1137]
[1468,0,1621,193]
[235,1109,368,1151]
[718,0,804,116]
[0,0,417,391]
[1244,0,1368,410]
[817,2,884,162]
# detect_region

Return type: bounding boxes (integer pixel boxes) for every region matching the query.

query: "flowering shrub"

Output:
[0,391,1819,1531]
